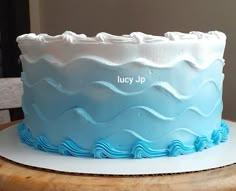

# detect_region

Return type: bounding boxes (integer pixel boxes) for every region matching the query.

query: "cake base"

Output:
[0,120,235,175]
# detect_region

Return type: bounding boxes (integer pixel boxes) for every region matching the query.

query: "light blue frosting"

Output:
[18,55,227,158]
[18,120,229,158]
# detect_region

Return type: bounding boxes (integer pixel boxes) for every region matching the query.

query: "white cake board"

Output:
[0,120,235,175]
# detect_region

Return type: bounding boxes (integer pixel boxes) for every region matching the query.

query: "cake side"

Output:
[17,31,228,158]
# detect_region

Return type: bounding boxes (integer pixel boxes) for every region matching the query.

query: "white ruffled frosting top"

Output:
[17,31,226,44]
[16,31,226,65]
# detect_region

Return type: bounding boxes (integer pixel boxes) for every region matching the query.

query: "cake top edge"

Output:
[16,31,226,44]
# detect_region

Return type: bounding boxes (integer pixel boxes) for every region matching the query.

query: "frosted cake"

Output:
[16,31,229,159]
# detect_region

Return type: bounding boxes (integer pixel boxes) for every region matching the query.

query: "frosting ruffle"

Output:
[16,31,226,44]
[17,120,229,159]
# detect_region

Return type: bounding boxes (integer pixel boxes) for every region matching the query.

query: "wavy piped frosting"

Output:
[34,136,57,153]
[17,121,229,159]
[131,141,167,159]
[167,140,195,157]
[28,100,222,124]
[58,139,92,157]
[21,54,225,70]
[17,31,226,44]
[93,140,131,159]
[194,136,212,152]
[21,71,223,99]
[212,120,229,144]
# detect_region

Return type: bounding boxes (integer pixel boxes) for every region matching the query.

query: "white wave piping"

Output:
[21,54,225,69]
[26,99,222,123]
[21,72,223,100]
[121,128,199,143]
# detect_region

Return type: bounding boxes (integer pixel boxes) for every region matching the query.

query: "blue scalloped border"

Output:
[17,120,229,159]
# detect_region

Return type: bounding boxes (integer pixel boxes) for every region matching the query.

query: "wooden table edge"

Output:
[0,120,22,130]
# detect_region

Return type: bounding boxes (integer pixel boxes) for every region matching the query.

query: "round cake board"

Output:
[0,120,235,175]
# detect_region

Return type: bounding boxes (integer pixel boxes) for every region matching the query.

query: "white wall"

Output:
[29,0,236,120]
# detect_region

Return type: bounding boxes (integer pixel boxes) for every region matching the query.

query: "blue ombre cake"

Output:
[16,31,228,159]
